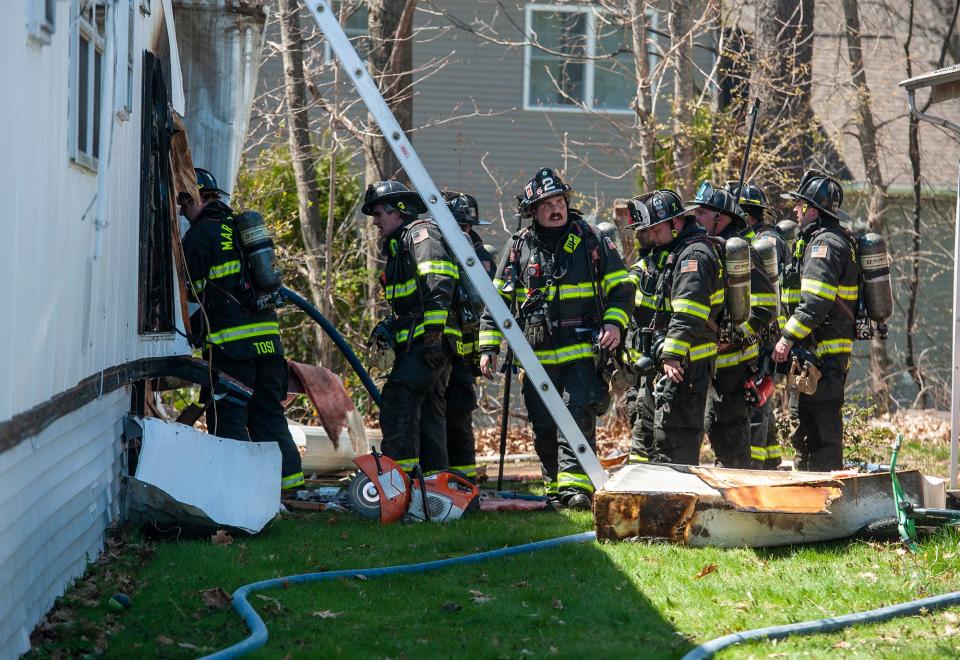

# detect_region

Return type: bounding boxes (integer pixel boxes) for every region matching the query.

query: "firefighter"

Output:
[772,170,858,472]
[441,191,495,482]
[629,189,724,465]
[179,168,304,492]
[727,181,788,469]
[687,181,776,468]
[623,204,669,463]
[478,168,634,509]
[364,180,460,476]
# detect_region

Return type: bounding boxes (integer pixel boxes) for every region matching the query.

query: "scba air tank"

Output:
[858,232,893,323]
[724,236,752,325]
[753,235,780,313]
[776,219,799,257]
[235,211,283,296]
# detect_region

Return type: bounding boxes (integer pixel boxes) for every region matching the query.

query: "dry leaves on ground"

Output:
[694,564,719,579]
[199,588,232,610]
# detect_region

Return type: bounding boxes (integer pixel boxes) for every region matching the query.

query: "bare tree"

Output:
[630,0,656,192]
[669,0,694,192]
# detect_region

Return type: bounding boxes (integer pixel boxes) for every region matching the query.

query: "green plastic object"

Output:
[890,434,919,552]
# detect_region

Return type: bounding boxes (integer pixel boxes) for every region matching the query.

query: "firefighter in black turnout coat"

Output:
[628,190,724,465]
[773,171,859,471]
[179,168,304,491]
[364,181,461,476]
[442,191,495,482]
[478,168,634,509]
[688,182,777,468]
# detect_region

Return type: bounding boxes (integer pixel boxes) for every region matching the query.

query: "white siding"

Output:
[0,388,128,660]
[0,0,190,427]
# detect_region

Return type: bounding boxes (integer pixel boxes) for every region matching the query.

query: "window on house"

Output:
[524,4,653,114]
[138,50,175,335]
[324,2,369,62]
[27,0,57,44]
[71,0,106,170]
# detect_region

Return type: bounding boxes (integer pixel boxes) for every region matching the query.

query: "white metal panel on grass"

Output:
[0,388,126,660]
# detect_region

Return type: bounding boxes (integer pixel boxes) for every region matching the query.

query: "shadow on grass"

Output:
[94,509,691,659]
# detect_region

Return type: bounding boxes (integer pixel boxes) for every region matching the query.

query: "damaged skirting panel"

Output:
[124,416,281,535]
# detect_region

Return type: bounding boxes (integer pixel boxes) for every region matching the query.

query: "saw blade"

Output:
[346,471,382,520]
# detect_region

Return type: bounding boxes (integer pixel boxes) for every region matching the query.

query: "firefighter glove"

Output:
[421,329,447,369]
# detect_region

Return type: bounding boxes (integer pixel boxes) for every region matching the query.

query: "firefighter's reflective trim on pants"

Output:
[478,329,503,350]
[783,316,812,341]
[208,321,281,345]
[800,277,837,301]
[662,338,718,362]
[534,343,594,365]
[750,292,779,308]
[450,464,478,479]
[281,471,305,489]
[629,453,650,463]
[544,479,559,495]
[385,277,417,301]
[671,298,711,320]
[766,444,783,459]
[208,259,242,280]
[837,284,858,301]
[781,288,801,305]
[558,471,595,494]
[601,269,631,295]
[603,306,630,328]
[417,260,460,279]
[395,457,419,474]
[750,445,767,461]
[816,338,853,357]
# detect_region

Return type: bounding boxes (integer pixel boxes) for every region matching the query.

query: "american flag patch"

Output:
[680,259,698,273]
[411,228,429,244]
[811,245,828,259]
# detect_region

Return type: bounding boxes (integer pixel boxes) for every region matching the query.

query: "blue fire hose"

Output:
[201,531,596,659]
[279,286,381,407]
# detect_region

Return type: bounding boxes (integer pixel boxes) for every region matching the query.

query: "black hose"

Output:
[279,286,382,407]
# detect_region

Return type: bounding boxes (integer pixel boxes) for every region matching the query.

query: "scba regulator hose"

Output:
[201,532,597,659]
[279,286,382,407]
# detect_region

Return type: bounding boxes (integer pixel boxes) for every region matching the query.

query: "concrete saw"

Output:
[346,449,479,524]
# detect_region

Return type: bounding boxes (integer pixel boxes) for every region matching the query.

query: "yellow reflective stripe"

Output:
[766,445,783,459]
[418,260,459,278]
[558,472,595,493]
[750,446,767,461]
[688,342,718,362]
[740,342,759,362]
[544,480,559,495]
[208,322,280,345]
[422,309,448,327]
[281,472,305,489]
[715,341,756,369]
[750,293,778,307]
[535,342,593,365]
[801,277,837,301]
[449,464,478,478]
[629,454,650,463]
[558,282,596,300]
[636,292,658,309]
[478,329,503,348]
[777,314,787,328]
[671,298,711,320]
[710,290,725,305]
[781,289,801,304]
[816,338,853,357]
[784,316,812,341]
[208,260,242,280]
[740,320,755,338]
[603,307,629,327]
[395,458,419,473]
[385,277,417,300]
[602,269,631,295]
[443,326,462,338]
[838,284,858,301]
[459,340,477,356]
[192,278,207,294]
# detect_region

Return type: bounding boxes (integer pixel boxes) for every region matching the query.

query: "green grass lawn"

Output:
[27,504,960,659]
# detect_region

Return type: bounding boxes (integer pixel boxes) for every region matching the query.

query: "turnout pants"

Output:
[521,359,608,497]
[653,359,713,465]
[207,351,304,489]
[791,359,847,472]
[626,375,657,462]
[703,363,753,469]
[379,342,453,475]
[750,399,782,469]
[445,357,478,481]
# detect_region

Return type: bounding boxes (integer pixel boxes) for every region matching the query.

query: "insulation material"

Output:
[286,362,363,451]
[125,417,280,535]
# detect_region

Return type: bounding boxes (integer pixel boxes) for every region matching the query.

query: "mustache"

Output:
[550,213,563,221]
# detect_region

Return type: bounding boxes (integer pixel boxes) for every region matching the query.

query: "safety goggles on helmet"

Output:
[685,179,747,226]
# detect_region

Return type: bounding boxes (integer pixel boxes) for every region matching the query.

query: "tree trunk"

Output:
[278,0,326,362]
[669,1,694,191]
[630,0,656,193]
[753,0,815,183]
[842,0,893,413]
[362,0,417,321]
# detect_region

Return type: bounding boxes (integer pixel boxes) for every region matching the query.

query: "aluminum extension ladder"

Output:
[305,0,607,491]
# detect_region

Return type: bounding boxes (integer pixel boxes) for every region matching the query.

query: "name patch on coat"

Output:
[811,245,828,259]
[680,259,698,273]
[411,228,429,245]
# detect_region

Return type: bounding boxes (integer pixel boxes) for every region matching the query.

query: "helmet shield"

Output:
[686,179,747,227]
